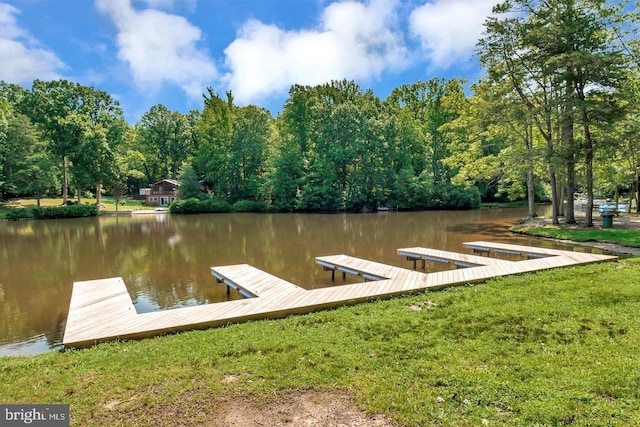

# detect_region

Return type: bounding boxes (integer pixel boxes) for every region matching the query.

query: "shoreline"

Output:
[510,212,640,257]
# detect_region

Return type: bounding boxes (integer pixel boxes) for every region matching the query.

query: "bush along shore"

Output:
[5,204,99,220]
[1,256,639,426]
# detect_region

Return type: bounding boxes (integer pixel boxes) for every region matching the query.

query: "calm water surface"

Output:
[1,207,592,356]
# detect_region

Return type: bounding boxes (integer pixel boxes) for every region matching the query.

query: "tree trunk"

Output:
[565,160,576,224]
[525,118,536,218]
[549,170,559,224]
[96,183,101,206]
[527,169,537,218]
[584,123,594,227]
[629,175,640,213]
[62,156,69,205]
[77,185,82,204]
[562,79,575,224]
[557,179,565,217]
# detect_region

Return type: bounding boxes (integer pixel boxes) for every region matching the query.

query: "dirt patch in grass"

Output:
[99,389,398,427]
[214,390,397,427]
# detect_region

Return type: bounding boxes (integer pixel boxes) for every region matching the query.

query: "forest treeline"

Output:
[1,0,639,224]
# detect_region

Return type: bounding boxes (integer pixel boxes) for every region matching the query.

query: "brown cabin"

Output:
[146,179,180,206]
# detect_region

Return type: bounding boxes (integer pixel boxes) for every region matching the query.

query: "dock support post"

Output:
[342,271,346,280]
[331,269,335,281]
[422,259,426,269]
[412,259,417,270]
[226,284,230,295]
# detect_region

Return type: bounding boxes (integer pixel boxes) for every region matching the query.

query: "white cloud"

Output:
[96,0,217,99]
[223,0,408,105]
[409,0,495,69]
[0,3,65,84]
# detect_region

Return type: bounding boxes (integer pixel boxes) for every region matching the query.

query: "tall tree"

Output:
[136,105,190,183]
[230,105,271,202]
[385,79,468,209]
[3,112,58,204]
[67,89,125,205]
[22,80,84,204]
[480,0,631,225]
[21,80,124,205]
[268,85,316,210]
[387,79,458,185]
[292,80,389,211]
[194,90,234,199]
[176,162,201,200]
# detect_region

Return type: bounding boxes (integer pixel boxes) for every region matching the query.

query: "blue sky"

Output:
[0,0,496,123]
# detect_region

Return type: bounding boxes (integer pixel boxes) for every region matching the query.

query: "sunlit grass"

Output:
[1,197,65,208]
[0,197,154,218]
[511,223,640,247]
[1,258,639,426]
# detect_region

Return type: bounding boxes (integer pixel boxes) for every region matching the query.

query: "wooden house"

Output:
[146,179,180,206]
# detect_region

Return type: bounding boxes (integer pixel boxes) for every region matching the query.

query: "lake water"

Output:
[1,206,591,356]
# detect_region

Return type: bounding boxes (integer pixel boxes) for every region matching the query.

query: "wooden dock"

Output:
[62,241,617,348]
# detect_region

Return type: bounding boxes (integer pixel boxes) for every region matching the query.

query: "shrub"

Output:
[31,204,98,219]
[203,198,232,213]
[232,200,269,212]
[169,198,232,214]
[6,208,31,221]
[179,198,202,213]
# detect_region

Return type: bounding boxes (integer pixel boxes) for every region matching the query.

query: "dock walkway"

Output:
[397,247,515,269]
[63,241,616,348]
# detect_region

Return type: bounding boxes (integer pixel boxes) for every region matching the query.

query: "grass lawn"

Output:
[511,223,640,247]
[1,257,639,426]
[0,197,154,219]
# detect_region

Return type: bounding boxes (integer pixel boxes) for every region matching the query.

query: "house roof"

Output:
[151,179,181,186]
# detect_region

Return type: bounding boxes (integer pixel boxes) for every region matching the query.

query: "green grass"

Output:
[98,197,153,211]
[511,223,640,247]
[1,258,639,426]
[0,197,154,219]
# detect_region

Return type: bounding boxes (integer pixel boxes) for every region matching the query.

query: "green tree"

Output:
[4,112,58,204]
[22,80,84,204]
[104,125,146,212]
[176,162,201,200]
[230,105,271,202]
[440,81,507,205]
[194,90,271,203]
[606,69,640,211]
[21,80,125,205]
[136,105,191,183]
[194,89,233,199]
[480,5,564,223]
[294,80,388,211]
[0,100,11,198]
[0,88,60,203]
[267,85,316,210]
[385,79,469,209]
[481,0,633,225]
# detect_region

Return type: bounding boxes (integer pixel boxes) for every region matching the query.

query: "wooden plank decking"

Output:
[63,241,617,348]
[397,247,515,269]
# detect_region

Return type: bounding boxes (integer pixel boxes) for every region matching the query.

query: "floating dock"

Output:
[62,241,616,348]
